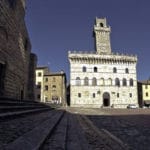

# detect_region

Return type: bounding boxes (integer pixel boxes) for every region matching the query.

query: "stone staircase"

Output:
[0,97,52,118]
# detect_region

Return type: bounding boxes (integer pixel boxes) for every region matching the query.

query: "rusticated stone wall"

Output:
[28,53,37,100]
[0,0,36,100]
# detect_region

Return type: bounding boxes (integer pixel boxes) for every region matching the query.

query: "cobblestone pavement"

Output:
[1,107,150,150]
[68,108,150,150]
[41,112,91,150]
[41,109,128,150]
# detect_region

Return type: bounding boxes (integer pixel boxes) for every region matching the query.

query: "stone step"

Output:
[0,107,52,119]
[0,101,45,105]
[0,105,47,113]
[3,110,65,150]
[0,97,38,103]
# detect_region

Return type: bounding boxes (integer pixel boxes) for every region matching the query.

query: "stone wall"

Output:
[28,53,37,100]
[0,0,36,100]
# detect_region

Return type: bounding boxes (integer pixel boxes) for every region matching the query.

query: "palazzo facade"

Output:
[68,18,138,108]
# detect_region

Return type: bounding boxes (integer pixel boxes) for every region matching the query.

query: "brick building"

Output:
[0,0,37,100]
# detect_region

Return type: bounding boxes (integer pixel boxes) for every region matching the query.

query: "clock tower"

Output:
[94,18,111,54]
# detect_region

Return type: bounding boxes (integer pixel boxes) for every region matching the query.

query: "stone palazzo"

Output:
[68,18,138,108]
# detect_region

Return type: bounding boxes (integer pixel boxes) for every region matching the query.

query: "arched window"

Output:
[100,78,105,86]
[93,93,96,98]
[53,77,56,82]
[130,79,134,86]
[94,67,98,72]
[52,85,56,88]
[117,93,119,98]
[129,93,132,98]
[78,93,81,98]
[24,38,28,51]
[92,77,97,86]
[115,78,120,86]
[108,78,112,86]
[76,77,81,86]
[84,77,89,86]
[100,23,104,27]
[82,66,86,72]
[123,78,127,86]
[113,67,117,73]
[125,68,129,73]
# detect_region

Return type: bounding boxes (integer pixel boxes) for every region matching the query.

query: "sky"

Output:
[25,0,150,82]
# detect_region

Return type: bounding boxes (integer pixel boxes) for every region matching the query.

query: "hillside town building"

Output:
[138,80,150,107]
[35,66,49,102]
[0,0,37,100]
[35,67,67,105]
[68,18,138,108]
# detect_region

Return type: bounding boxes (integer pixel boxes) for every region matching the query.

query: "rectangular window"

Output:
[129,93,132,98]
[45,78,48,82]
[38,72,42,77]
[37,82,41,89]
[78,93,81,98]
[117,93,119,98]
[146,92,148,97]
[45,85,48,91]
[145,85,148,89]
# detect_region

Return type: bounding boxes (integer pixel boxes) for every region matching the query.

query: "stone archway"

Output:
[103,92,110,107]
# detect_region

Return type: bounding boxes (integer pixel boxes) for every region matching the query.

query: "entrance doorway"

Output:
[21,90,24,100]
[0,63,5,95]
[103,92,110,107]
